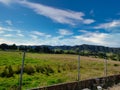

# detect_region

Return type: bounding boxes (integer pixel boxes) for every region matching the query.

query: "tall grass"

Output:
[0,51,120,90]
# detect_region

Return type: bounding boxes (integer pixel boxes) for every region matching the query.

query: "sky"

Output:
[0,0,120,47]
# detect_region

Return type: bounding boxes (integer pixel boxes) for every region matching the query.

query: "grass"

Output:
[0,51,120,90]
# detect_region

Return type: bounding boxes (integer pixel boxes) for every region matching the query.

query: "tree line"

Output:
[0,43,120,61]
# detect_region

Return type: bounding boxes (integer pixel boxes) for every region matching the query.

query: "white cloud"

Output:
[78,30,88,33]
[0,38,15,45]
[32,31,45,36]
[18,0,95,25]
[83,19,95,24]
[0,0,21,5]
[0,31,4,34]
[0,26,13,31]
[0,0,95,25]
[58,29,73,36]
[4,34,13,37]
[74,32,108,45]
[0,27,4,31]
[94,20,120,29]
[5,20,13,26]
[0,26,23,33]
[0,30,119,47]
[104,33,120,47]
[0,26,25,37]
[0,0,13,5]
[17,33,24,37]
[30,34,38,39]
[31,31,51,38]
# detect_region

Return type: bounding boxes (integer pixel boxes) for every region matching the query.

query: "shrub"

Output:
[44,65,54,76]
[7,65,14,77]
[114,64,119,67]
[14,66,21,74]
[57,65,61,73]
[24,65,35,75]
[35,65,45,73]
[0,65,14,77]
[0,67,8,77]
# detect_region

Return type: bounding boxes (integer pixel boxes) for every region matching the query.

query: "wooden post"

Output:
[78,55,81,90]
[104,57,107,77]
[104,56,107,87]
[19,51,26,90]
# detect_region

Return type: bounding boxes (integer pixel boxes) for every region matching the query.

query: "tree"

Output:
[117,53,120,61]
[10,44,17,50]
[0,43,9,50]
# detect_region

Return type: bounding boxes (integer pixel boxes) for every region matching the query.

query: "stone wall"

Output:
[31,74,120,90]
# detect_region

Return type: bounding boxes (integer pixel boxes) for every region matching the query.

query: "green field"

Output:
[0,51,120,90]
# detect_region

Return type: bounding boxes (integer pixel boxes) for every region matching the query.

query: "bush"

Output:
[44,65,54,76]
[14,66,21,74]
[35,65,45,73]
[114,64,119,67]
[8,65,14,77]
[0,65,14,77]
[24,65,35,75]
[0,67,8,77]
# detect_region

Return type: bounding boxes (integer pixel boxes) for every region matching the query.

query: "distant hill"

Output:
[0,43,120,60]
[49,44,120,54]
[0,43,120,54]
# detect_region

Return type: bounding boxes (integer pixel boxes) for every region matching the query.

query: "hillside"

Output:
[49,44,120,53]
[0,44,120,53]
[0,51,120,90]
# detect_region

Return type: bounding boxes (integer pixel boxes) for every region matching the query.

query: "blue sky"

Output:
[0,0,120,47]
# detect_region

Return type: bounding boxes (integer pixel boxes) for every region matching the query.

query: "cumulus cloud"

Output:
[74,32,108,45]
[0,30,119,47]
[29,32,119,47]
[104,33,120,47]
[58,29,73,36]
[0,0,119,47]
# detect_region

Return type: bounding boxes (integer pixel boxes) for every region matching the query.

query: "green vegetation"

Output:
[0,51,120,90]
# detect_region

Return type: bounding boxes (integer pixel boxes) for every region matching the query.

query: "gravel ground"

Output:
[107,83,120,90]
[109,85,120,90]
